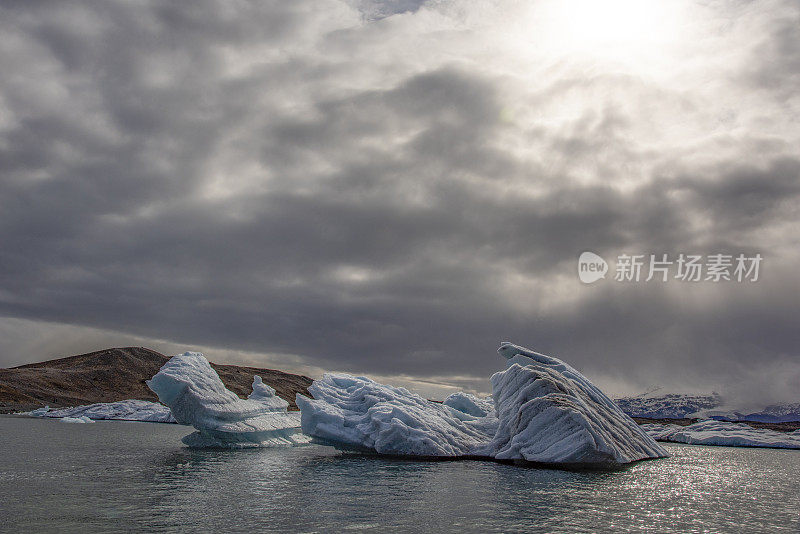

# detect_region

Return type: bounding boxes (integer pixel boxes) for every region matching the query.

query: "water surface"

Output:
[1,415,798,533]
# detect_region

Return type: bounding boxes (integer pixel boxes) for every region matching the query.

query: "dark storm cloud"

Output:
[0,0,799,401]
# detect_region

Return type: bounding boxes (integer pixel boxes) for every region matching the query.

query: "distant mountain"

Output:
[614,391,722,419]
[696,403,800,424]
[743,403,800,423]
[615,390,800,423]
[0,347,312,412]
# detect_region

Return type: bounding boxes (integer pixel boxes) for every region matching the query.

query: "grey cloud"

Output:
[746,2,800,97]
[670,158,800,235]
[0,0,799,403]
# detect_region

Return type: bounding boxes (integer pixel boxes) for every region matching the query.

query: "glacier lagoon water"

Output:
[1,416,799,533]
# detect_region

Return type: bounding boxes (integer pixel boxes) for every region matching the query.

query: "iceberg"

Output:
[60,416,94,424]
[474,343,667,465]
[147,351,310,448]
[27,406,52,417]
[641,420,800,449]
[442,392,493,418]
[22,400,176,423]
[296,374,495,456]
[297,342,667,467]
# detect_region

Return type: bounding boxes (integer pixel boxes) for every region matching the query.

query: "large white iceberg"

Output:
[641,420,800,449]
[473,344,668,465]
[22,400,176,423]
[147,351,310,448]
[297,342,667,467]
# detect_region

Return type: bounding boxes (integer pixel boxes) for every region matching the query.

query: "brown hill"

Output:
[0,347,313,413]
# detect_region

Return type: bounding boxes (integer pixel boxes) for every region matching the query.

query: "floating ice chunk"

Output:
[641,420,800,449]
[296,374,495,456]
[25,400,175,423]
[147,351,310,448]
[20,401,174,423]
[298,342,667,467]
[60,416,94,424]
[26,406,51,417]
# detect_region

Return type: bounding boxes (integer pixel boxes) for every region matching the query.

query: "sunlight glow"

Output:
[524,0,686,67]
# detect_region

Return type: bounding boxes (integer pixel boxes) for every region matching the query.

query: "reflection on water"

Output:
[1,415,799,533]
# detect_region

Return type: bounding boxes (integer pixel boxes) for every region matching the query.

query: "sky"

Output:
[0,0,798,405]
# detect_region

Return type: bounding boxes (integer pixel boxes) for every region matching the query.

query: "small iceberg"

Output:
[641,420,800,449]
[60,416,94,424]
[147,351,310,448]
[22,400,176,423]
[27,406,52,417]
[297,342,668,467]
